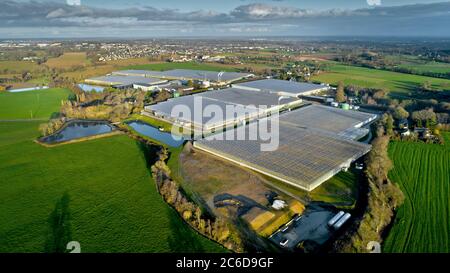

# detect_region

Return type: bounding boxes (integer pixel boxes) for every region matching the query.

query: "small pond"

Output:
[127,121,184,147]
[40,120,114,144]
[77,84,105,93]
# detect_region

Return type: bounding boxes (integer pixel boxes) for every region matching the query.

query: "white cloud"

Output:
[0,1,449,37]
[231,4,311,19]
[67,0,81,6]
[367,0,382,6]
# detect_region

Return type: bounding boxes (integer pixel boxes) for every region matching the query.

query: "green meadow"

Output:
[312,63,450,98]
[0,89,225,253]
[0,88,71,120]
[0,60,41,74]
[398,61,450,75]
[383,134,450,253]
[384,55,450,74]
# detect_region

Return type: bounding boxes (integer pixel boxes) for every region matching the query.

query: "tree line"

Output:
[150,145,244,252]
[335,120,404,252]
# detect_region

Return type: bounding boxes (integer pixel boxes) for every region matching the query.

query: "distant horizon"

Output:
[2,35,450,41]
[1,1,449,38]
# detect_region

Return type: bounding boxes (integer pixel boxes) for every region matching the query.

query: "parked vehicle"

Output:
[333,213,351,230]
[280,239,289,247]
[328,211,345,227]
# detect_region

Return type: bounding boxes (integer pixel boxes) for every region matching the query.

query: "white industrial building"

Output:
[85,75,167,89]
[113,69,254,86]
[143,87,303,133]
[232,79,329,98]
[194,105,377,191]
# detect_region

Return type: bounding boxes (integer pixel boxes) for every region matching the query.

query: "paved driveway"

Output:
[270,206,336,250]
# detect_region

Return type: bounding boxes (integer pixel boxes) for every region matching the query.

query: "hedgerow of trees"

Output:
[150,146,243,252]
[337,121,404,253]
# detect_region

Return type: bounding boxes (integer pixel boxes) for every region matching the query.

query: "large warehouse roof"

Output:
[200,88,298,107]
[85,75,167,86]
[113,69,254,83]
[194,117,371,191]
[112,70,166,78]
[149,95,260,128]
[233,79,328,97]
[145,88,301,130]
[162,69,253,83]
[279,105,377,140]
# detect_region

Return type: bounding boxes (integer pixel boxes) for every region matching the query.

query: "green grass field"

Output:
[398,61,450,75]
[0,122,225,253]
[125,61,238,72]
[385,55,450,74]
[0,60,41,74]
[45,52,91,69]
[312,63,450,98]
[0,89,224,253]
[383,134,450,253]
[0,88,71,120]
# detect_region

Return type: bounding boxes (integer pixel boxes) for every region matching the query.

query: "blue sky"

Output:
[1,1,450,38]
